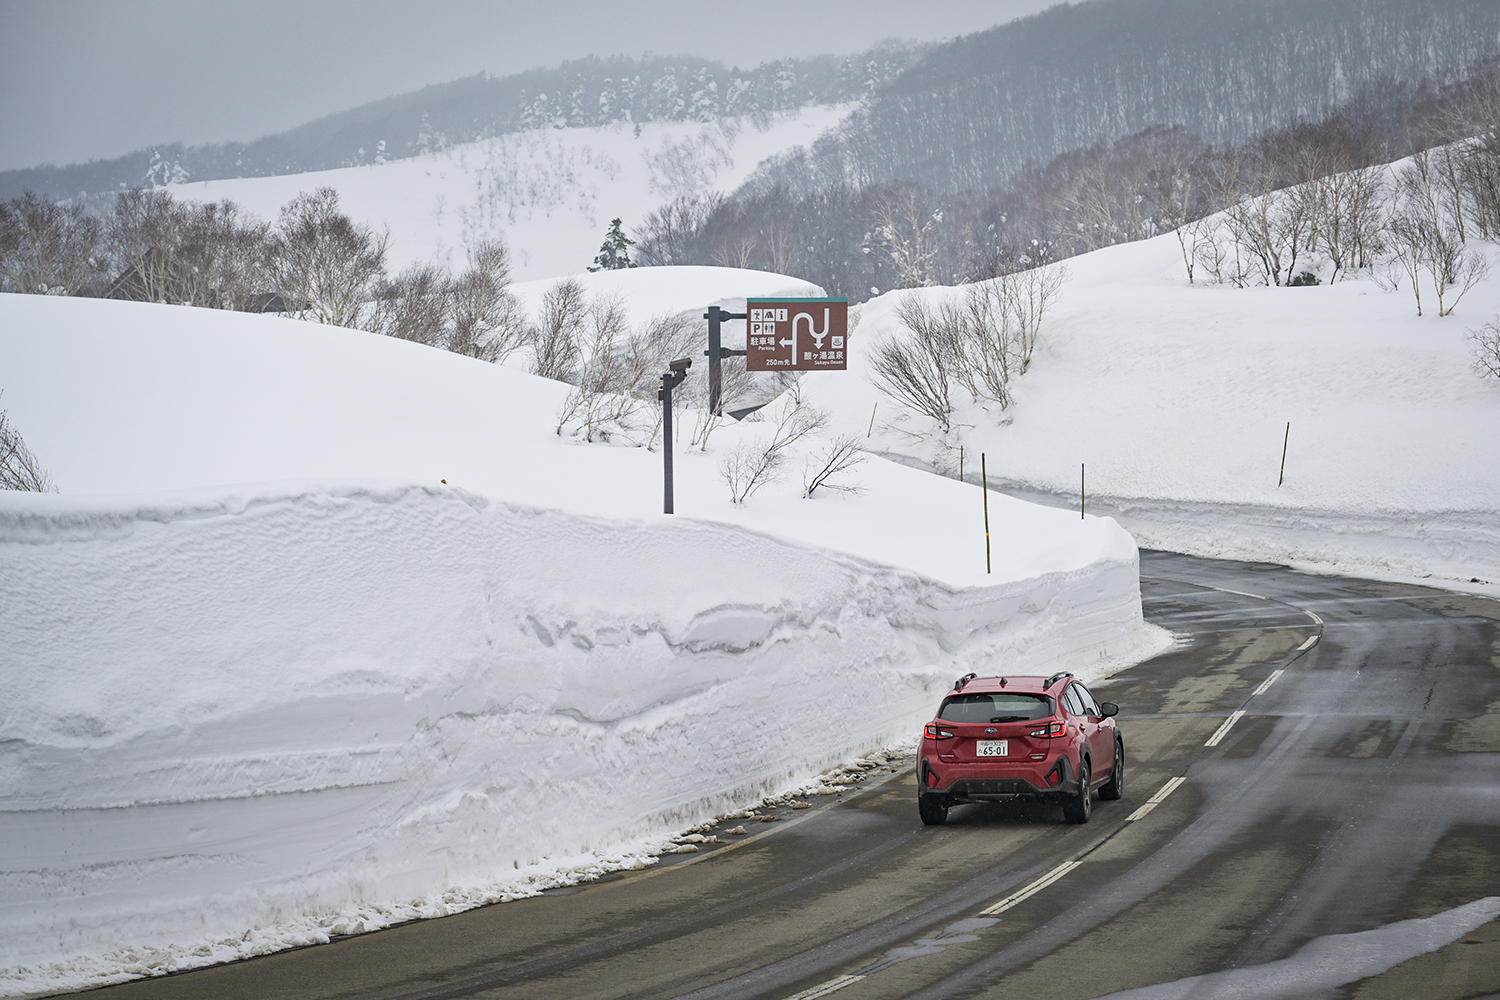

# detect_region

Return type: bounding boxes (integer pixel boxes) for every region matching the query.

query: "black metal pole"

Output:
[662,372,674,514]
[706,306,723,416]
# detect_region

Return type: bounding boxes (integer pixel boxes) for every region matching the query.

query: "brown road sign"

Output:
[745,298,849,372]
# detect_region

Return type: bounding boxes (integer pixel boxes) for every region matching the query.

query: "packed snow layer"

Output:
[807,235,1500,587]
[0,287,1153,993]
[170,106,851,280]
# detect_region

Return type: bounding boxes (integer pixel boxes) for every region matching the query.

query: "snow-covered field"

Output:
[0,279,1156,996]
[173,106,851,280]
[812,233,1500,589]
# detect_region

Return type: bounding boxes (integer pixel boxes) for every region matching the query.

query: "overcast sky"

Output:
[0,0,1062,173]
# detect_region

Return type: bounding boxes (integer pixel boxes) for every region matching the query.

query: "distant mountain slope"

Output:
[0,44,922,203]
[742,0,1500,198]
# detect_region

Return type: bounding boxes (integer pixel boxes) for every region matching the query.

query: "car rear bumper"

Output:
[919,754,1081,800]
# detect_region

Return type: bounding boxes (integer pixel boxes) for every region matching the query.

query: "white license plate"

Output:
[976,740,1009,757]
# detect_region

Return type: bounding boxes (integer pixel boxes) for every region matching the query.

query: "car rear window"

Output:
[938,693,1053,724]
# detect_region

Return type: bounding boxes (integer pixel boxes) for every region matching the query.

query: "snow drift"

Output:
[809,231,1500,588]
[0,285,1151,993]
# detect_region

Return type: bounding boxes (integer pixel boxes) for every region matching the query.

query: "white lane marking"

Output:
[1251,668,1286,697]
[1204,709,1247,747]
[1215,587,1267,600]
[1125,775,1188,821]
[786,974,866,999]
[978,860,1082,916]
[1305,609,1323,625]
[1297,634,1319,651]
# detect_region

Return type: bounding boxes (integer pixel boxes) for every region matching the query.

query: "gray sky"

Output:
[0,0,1062,172]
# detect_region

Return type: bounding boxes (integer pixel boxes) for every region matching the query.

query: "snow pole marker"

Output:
[1279,422,1290,486]
[959,445,964,483]
[1081,463,1086,519]
[982,453,991,574]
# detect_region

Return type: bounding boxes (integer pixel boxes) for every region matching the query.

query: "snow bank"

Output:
[808,233,1500,587]
[0,485,1144,990]
[0,286,1152,993]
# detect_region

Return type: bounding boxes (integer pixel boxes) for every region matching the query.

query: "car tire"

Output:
[918,795,949,826]
[1100,739,1124,801]
[1062,758,1092,824]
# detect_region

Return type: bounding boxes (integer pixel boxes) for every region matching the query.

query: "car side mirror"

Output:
[1098,702,1119,718]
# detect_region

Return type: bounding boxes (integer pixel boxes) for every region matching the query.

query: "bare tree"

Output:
[554,293,635,440]
[868,295,960,429]
[719,386,827,503]
[368,262,451,346]
[106,188,187,303]
[863,184,942,288]
[0,191,103,295]
[0,396,56,492]
[635,192,725,266]
[530,278,587,382]
[1391,150,1491,316]
[1438,71,1500,239]
[447,239,528,361]
[803,434,867,497]
[1469,317,1500,381]
[173,199,272,310]
[266,187,388,327]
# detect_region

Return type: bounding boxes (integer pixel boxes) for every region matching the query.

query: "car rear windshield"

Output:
[938,693,1053,724]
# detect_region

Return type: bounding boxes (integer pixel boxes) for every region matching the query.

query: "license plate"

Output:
[976,740,1009,757]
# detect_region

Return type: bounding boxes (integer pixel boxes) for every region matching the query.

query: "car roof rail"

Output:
[953,672,978,690]
[1043,671,1074,690]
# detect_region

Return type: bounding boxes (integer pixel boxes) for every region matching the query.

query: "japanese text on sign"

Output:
[744,298,849,372]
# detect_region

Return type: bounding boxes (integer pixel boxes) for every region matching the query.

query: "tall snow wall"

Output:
[0,481,1143,981]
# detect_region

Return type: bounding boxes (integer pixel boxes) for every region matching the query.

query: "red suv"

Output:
[917,671,1122,825]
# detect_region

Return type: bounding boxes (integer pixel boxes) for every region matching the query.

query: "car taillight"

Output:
[1030,720,1066,738]
[924,724,955,740]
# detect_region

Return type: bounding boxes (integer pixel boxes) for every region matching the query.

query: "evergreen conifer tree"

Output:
[589,218,637,271]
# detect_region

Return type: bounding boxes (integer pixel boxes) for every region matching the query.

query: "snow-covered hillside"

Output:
[172,107,850,280]
[0,278,1156,996]
[811,231,1500,587]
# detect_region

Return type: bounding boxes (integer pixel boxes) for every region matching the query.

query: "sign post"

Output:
[658,358,691,514]
[702,305,748,416]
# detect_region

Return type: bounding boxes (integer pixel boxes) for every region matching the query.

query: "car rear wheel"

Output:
[1062,758,1092,824]
[918,795,949,826]
[1100,739,1124,801]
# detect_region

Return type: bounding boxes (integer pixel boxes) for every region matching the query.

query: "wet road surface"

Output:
[79,551,1500,1000]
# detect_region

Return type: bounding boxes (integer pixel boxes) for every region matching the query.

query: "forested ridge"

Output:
[0,43,923,202]
[743,0,1500,200]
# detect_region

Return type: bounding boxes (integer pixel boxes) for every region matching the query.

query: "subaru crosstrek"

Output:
[917,671,1122,825]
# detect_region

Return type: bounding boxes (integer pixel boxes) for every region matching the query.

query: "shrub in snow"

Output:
[719,387,826,503]
[1471,317,1500,381]
[802,434,867,498]
[871,263,1062,426]
[0,395,55,492]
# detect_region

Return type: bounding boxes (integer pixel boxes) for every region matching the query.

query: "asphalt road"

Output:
[80,551,1500,1000]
